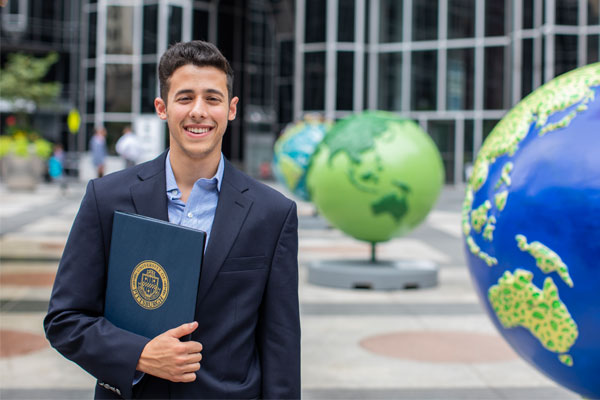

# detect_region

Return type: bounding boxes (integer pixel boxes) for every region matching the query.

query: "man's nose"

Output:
[189,99,207,120]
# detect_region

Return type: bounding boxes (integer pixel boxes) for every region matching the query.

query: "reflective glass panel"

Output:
[485,0,505,36]
[378,52,402,110]
[411,51,437,110]
[338,0,355,42]
[523,0,534,29]
[427,120,454,183]
[589,0,600,24]
[193,9,209,41]
[379,0,402,43]
[447,48,474,110]
[413,0,437,41]
[555,35,578,77]
[484,47,505,109]
[303,52,325,110]
[86,67,95,114]
[556,0,578,25]
[588,35,599,63]
[143,5,158,55]
[448,0,475,39]
[106,6,134,55]
[169,6,183,46]
[521,39,534,98]
[305,0,326,43]
[141,63,157,113]
[337,52,354,110]
[88,11,97,58]
[105,64,132,113]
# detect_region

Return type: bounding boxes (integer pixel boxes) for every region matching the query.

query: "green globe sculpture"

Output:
[306,111,444,246]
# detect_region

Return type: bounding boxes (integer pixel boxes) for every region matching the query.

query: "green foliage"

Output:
[0,52,61,107]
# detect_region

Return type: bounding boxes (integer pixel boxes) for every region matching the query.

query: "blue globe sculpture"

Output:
[272,115,330,200]
[463,63,600,399]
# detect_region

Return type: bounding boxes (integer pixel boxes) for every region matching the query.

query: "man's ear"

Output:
[228,96,239,121]
[154,97,167,120]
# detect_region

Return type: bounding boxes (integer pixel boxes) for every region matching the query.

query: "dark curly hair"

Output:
[158,40,234,102]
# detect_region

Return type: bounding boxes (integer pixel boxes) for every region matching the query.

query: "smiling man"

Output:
[44,41,300,399]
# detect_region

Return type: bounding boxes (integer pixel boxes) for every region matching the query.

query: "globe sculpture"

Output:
[306,111,444,245]
[463,63,600,399]
[272,115,330,200]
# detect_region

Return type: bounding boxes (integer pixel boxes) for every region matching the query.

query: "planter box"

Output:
[0,154,44,190]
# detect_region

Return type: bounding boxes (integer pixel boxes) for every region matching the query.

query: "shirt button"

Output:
[187,212,193,218]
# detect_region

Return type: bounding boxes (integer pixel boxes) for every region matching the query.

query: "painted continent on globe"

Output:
[463,63,600,399]
[306,111,444,243]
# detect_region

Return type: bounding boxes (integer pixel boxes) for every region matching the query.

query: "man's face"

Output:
[154,65,238,164]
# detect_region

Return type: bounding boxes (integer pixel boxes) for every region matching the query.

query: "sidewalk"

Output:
[0,181,578,399]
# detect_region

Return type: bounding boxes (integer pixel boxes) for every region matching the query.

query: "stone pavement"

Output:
[0,180,578,399]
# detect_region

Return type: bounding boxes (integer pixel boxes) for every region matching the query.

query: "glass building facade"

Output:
[295,0,600,183]
[2,0,599,181]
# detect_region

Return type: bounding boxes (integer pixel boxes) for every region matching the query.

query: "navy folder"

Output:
[104,211,206,339]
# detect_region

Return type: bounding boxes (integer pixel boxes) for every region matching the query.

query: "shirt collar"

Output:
[165,151,224,197]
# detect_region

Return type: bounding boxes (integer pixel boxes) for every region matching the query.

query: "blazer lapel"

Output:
[130,152,169,221]
[196,161,252,305]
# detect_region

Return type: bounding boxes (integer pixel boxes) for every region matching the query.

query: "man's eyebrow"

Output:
[174,89,194,97]
[204,88,225,97]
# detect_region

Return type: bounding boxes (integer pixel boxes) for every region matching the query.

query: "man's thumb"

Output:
[168,321,198,338]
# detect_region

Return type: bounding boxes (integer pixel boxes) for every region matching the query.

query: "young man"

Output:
[44,41,300,399]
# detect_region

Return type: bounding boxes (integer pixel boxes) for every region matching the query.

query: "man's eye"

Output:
[178,97,192,102]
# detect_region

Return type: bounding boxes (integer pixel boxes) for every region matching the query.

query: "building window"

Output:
[168,6,183,46]
[106,6,134,55]
[428,120,455,183]
[88,11,97,59]
[379,0,402,43]
[193,9,210,41]
[413,0,438,41]
[447,48,474,110]
[411,51,437,110]
[448,0,475,39]
[143,4,158,55]
[303,52,325,110]
[338,0,355,42]
[485,0,505,37]
[484,47,505,109]
[305,0,326,43]
[105,64,133,113]
[86,67,95,114]
[588,35,599,63]
[521,39,534,98]
[141,63,157,113]
[555,35,578,77]
[336,52,354,110]
[378,52,402,111]
[523,0,535,29]
[589,0,600,25]
[556,0,578,26]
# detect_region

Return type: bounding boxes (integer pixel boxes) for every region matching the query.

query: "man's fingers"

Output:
[181,362,201,374]
[178,372,197,383]
[167,322,198,339]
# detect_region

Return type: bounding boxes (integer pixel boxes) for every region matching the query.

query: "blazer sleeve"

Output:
[257,201,301,399]
[44,180,150,399]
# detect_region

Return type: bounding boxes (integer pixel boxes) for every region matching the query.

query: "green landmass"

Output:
[371,193,409,223]
[462,188,474,236]
[495,190,508,211]
[483,216,496,242]
[495,162,514,189]
[488,269,578,365]
[516,234,574,287]
[323,112,399,165]
[466,236,498,266]
[470,200,491,233]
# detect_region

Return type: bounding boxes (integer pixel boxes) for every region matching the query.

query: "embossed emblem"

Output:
[130,260,169,309]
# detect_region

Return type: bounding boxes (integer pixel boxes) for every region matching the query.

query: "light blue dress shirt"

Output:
[165,151,224,248]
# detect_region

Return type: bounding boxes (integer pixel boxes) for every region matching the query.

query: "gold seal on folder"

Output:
[130,260,169,310]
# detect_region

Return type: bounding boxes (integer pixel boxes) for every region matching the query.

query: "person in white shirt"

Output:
[116,125,142,168]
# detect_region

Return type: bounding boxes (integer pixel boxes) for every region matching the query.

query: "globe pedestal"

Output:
[307,259,438,290]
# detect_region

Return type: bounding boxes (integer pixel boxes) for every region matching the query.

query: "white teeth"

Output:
[187,127,210,134]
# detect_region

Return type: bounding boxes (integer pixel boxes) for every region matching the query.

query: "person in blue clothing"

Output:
[89,126,107,177]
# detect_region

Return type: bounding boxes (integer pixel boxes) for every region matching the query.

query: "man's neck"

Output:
[169,152,220,202]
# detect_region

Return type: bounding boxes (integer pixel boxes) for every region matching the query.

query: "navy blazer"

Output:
[44,152,301,399]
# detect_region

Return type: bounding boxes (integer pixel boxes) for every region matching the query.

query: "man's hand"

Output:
[136,322,203,382]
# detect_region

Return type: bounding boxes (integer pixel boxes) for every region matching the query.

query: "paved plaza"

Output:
[0,179,578,399]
